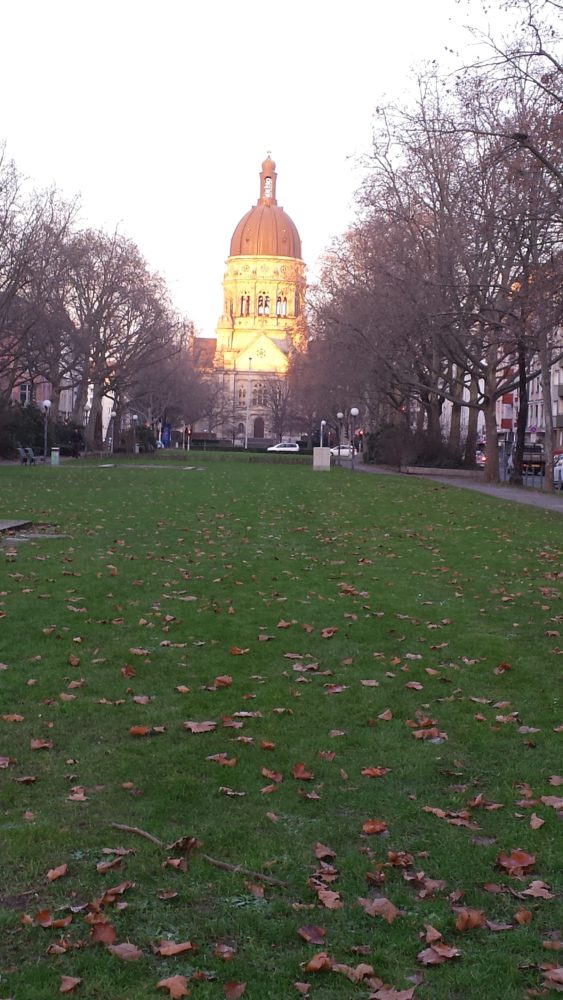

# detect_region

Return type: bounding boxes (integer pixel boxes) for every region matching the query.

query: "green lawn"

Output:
[1,457,561,1000]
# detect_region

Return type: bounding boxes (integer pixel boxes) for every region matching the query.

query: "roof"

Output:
[229,154,302,260]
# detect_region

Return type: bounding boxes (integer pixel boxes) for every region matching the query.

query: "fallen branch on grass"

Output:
[108,823,288,886]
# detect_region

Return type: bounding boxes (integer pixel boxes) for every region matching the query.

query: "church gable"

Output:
[233,333,288,374]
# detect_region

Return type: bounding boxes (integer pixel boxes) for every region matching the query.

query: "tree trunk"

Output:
[538,328,554,494]
[512,342,528,486]
[463,376,479,465]
[483,391,500,483]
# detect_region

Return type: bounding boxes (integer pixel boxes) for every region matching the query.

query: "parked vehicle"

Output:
[553,455,563,489]
[267,441,300,453]
[475,450,486,468]
[330,444,358,458]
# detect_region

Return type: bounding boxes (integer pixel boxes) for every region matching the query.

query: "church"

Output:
[194,154,307,445]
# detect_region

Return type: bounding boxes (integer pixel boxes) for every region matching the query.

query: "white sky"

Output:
[1,0,505,336]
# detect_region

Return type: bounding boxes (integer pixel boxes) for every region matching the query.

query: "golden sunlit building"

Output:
[199,154,307,444]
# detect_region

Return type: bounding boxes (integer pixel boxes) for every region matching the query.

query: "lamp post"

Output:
[42,399,52,462]
[350,407,359,471]
[336,411,344,465]
[244,357,252,450]
[132,414,139,454]
[320,419,327,448]
[109,410,117,454]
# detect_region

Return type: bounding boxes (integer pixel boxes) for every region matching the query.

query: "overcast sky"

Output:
[1,0,506,336]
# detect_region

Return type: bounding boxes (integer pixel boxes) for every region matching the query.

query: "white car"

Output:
[330,444,357,458]
[553,455,563,488]
[267,441,300,453]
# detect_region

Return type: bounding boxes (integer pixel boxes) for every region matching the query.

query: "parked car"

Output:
[475,450,486,468]
[553,455,563,489]
[267,441,300,453]
[330,444,358,458]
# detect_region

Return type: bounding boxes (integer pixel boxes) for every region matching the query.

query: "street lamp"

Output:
[110,410,117,454]
[320,419,327,448]
[132,414,139,454]
[42,399,52,462]
[350,407,359,471]
[336,411,344,465]
[244,357,252,450]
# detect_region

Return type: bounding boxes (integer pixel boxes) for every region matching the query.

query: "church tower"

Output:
[214,155,306,444]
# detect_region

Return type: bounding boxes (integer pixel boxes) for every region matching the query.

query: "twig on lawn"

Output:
[110,822,164,846]
[202,854,288,887]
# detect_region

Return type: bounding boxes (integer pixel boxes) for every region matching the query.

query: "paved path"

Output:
[353,464,563,515]
[0,519,32,532]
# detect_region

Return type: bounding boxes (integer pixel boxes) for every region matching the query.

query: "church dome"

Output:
[229,154,302,260]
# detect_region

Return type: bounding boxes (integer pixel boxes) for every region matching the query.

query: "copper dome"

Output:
[229,155,302,260]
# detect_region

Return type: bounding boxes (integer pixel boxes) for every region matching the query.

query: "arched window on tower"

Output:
[295,291,300,316]
[282,295,287,316]
[238,386,246,404]
[240,293,251,316]
[264,295,270,315]
[276,295,282,317]
[257,294,264,316]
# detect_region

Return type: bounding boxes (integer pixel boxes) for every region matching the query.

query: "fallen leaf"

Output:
[293,763,314,781]
[47,863,68,882]
[60,976,82,994]
[107,941,143,960]
[362,819,388,836]
[156,940,194,956]
[454,907,486,931]
[358,895,399,923]
[183,720,216,733]
[361,766,390,778]
[156,975,191,998]
[90,922,117,944]
[298,925,326,945]
[224,984,246,1000]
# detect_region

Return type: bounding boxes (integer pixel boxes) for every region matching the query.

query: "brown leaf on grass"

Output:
[293,763,314,781]
[33,909,73,929]
[277,619,293,629]
[207,753,237,767]
[156,975,191,998]
[320,627,338,638]
[542,967,563,990]
[549,775,563,786]
[60,976,82,993]
[129,725,151,737]
[298,925,326,945]
[3,713,24,722]
[360,679,379,687]
[183,720,216,733]
[224,983,246,1000]
[47,863,68,881]
[314,843,336,860]
[369,988,416,1000]
[304,951,333,971]
[230,647,249,656]
[362,819,388,836]
[378,708,393,721]
[213,941,236,960]
[530,813,545,829]
[219,786,246,797]
[541,794,563,811]
[90,922,117,945]
[107,942,143,960]
[358,896,399,923]
[522,880,553,899]
[454,907,486,931]
[262,767,283,783]
[31,738,53,750]
[317,887,342,910]
[418,941,461,965]
[515,908,533,925]
[13,775,36,784]
[156,940,194,956]
[294,983,311,996]
[361,766,390,778]
[496,848,536,878]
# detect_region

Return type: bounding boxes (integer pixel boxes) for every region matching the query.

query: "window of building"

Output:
[252,381,266,406]
[258,293,264,316]
[19,382,32,405]
[240,293,251,316]
[295,291,300,316]
[264,295,270,315]
[238,386,246,403]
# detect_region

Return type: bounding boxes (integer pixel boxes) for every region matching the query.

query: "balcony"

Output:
[558,385,563,397]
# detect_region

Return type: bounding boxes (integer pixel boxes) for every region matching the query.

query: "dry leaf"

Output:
[60,976,82,994]
[156,975,191,998]
[224,984,246,1000]
[47,863,68,882]
[107,941,143,960]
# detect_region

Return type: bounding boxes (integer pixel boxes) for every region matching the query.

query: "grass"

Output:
[0,455,561,1000]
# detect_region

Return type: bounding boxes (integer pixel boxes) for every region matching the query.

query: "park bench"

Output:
[17,447,37,465]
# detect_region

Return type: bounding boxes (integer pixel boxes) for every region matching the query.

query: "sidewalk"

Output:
[354,463,563,515]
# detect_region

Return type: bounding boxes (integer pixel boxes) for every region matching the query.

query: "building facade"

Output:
[198,154,307,444]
